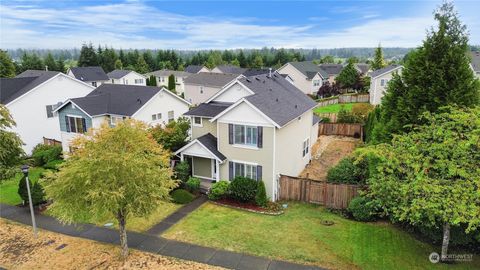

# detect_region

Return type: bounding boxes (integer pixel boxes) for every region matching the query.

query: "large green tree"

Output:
[0,50,16,77]
[360,106,480,261]
[44,52,57,71]
[78,43,98,67]
[371,2,480,143]
[167,74,176,93]
[45,120,177,258]
[371,44,386,70]
[0,105,24,180]
[336,58,360,90]
[20,53,43,71]
[150,117,190,153]
[135,55,149,74]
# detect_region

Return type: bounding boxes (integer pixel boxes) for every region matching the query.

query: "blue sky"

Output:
[0,0,479,49]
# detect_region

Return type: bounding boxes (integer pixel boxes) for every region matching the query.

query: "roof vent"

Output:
[295,104,298,109]
[276,98,279,102]
[269,88,272,91]
[137,98,142,104]
[255,77,260,81]
[246,78,251,82]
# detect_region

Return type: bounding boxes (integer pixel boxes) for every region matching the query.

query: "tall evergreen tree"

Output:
[114,59,123,70]
[336,58,359,90]
[78,43,98,67]
[44,52,57,71]
[0,50,16,77]
[371,2,480,143]
[168,74,176,93]
[20,53,44,71]
[135,55,149,74]
[371,44,386,70]
[56,56,66,73]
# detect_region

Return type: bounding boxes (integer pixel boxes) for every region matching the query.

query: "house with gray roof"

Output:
[211,65,248,75]
[318,64,344,84]
[175,72,319,200]
[106,69,146,86]
[368,64,403,105]
[1,70,94,153]
[185,65,210,74]
[67,66,109,87]
[184,72,239,105]
[277,61,328,95]
[54,84,190,153]
[470,51,480,78]
[145,69,192,95]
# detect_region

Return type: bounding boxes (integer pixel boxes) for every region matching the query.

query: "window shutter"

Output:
[65,116,70,132]
[257,126,263,148]
[82,118,87,133]
[229,161,234,180]
[228,124,233,144]
[256,165,262,181]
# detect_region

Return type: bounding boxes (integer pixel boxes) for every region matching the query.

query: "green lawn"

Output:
[0,167,46,205]
[314,103,354,114]
[163,202,479,270]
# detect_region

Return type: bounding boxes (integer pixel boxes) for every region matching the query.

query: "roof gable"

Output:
[107,69,132,79]
[370,65,403,78]
[288,61,328,79]
[184,72,238,87]
[69,66,109,82]
[175,133,226,162]
[1,70,60,104]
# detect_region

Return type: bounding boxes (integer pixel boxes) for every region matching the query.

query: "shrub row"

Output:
[32,144,63,167]
[208,177,268,207]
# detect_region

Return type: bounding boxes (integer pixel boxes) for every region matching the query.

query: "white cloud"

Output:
[0,1,476,49]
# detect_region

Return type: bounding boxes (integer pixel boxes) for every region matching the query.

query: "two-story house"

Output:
[106,69,146,86]
[175,72,319,201]
[470,51,480,79]
[54,84,190,153]
[67,66,109,87]
[184,72,239,105]
[211,65,248,75]
[318,64,344,84]
[0,70,95,153]
[277,61,328,95]
[145,70,192,95]
[185,65,211,74]
[368,64,403,105]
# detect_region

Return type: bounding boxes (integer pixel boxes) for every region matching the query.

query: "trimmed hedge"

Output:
[347,196,379,221]
[229,176,257,202]
[208,181,230,200]
[327,157,365,184]
[255,180,268,207]
[171,189,195,204]
[185,177,200,193]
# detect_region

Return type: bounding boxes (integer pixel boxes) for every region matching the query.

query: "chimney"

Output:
[45,65,48,71]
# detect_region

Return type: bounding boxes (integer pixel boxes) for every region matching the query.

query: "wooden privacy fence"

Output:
[316,113,337,123]
[316,94,370,107]
[318,123,363,138]
[43,137,62,146]
[278,175,362,209]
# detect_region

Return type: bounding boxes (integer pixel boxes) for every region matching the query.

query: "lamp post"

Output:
[21,165,37,238]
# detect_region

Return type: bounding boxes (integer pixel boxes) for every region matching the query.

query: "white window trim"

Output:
[302,137,310,158]
[232,144,259,150]
[233,124,258,148]
[66,115,86,134]
[231,160,259,181]
[193,116,203,127]
[110,115,123,126]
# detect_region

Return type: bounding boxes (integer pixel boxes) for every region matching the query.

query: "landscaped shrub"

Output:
[18,175,30,204]
[255,180,268,207]
[43,159,64,171]
[337,107,360,124]
[229,176,257,202]
[31,181,45,206]
[327,157,366,184]
[31,144,62,167]
[208,180,230,200]
[185,177,200,193]
[174,161,190,183]
[347,196,379,221]
[171,189,195,204]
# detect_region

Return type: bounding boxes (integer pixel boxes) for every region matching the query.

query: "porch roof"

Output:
[175,133,227,162]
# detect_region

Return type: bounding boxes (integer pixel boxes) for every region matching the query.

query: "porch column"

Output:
[215,160,220,182]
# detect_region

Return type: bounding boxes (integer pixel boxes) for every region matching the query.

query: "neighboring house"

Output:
[470,51,480,78]
[369,65,403,105]
[67,66,109,87]
[242,68,271,77]
[106,69,146,86]
[175,72,319,200]
[145,70,192,95]
[185,65,210,74]
[0,70,95,153]
[54,84,190,153]
[184,73,239,105]
[318,64,344,84]
[211,65,247,75]
[354,63,370,75]
[277,61,328,95]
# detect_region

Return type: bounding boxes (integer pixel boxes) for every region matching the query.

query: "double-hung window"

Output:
[135,79,144,84]
[65,116,86,134]
[193,117,202,126]
[234,125,257,147]
[313,80,320,87]
[110,116,123,126]
[168,110,174,123]
[302,138,310,157]
[233,162,258,180]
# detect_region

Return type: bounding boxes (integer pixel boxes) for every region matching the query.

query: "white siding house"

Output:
[368,65,403,105]
[107,70,146,86]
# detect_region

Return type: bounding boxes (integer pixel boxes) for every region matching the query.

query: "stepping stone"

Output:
[208,250,244,269]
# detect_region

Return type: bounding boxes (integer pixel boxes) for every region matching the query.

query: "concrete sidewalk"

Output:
[0,203,325,270]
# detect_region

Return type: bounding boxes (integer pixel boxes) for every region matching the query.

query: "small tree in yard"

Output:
[0,105,24,180]
[362,106,480,262]
[150,117,190,152]
[44,120,177,258]
[168,74,176,93]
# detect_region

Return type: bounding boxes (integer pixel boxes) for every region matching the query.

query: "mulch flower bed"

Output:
[212,198,284,215]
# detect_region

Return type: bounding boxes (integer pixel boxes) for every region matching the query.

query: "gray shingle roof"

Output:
[289,61,328,79]
[107,69,133,79]
[369,64,402,78]
[146,69,191,78]
[242,69,271,77]
[69,66,109,82]
[355,63,370,74]
[319,64,343,75]
[197,133,226,161]
[184,102,231,118]
[185,65,207,73]
[184,73,238,88]
[238,72,317,127]
[470,51,480,73]
[214,65,247,75]
[1,70,60,104]
[69,84,160,116]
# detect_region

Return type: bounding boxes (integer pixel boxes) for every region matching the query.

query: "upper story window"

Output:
[302,138,310,157]
[168,110,174,123]
[65,115,86,134]
[380,79,389,86]
[193,117,202,127]
[135,79,144,84]
[151,113,162,121]
[313,80,321,86]
[234,125,257,146]
[110,116,123,126]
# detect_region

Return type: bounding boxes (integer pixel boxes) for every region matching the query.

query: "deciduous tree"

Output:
[150,117,190,153]
[0,105,24,180]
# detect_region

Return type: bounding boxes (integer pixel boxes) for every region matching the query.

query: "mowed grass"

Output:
[314,103,354,114]
[0,167,46,205]
[163,202,480,270]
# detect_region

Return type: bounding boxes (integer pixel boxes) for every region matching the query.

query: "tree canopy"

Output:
[0,105,24,180]
[45,120,177,258]
[0,50,16,78]
[150,117,190,153]
[371,44,386,70]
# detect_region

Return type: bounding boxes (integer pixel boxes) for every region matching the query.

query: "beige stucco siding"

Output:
[192,156,213,179]
[184,84,222,105]
[277,63,313,95]
[217,122,275,198]
[191,117,217,139]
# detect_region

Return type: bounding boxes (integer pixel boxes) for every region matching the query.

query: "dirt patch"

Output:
[299,135,360,180]
[0,218,224,270]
